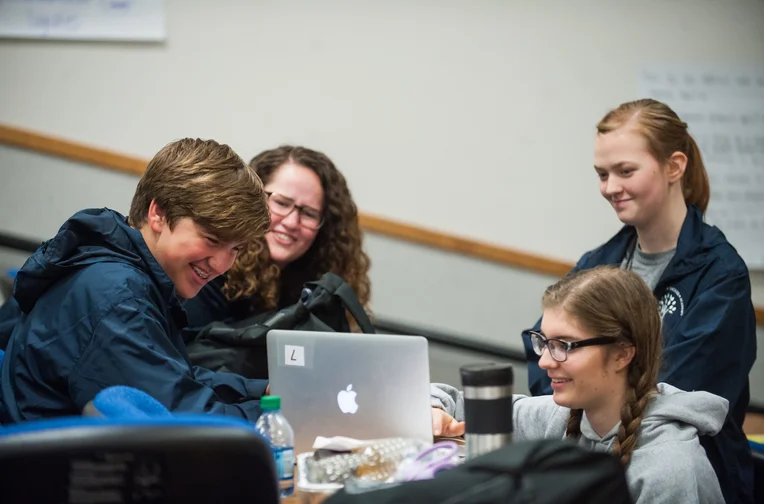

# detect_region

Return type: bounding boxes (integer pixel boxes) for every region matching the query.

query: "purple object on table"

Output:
[396,441,460,481]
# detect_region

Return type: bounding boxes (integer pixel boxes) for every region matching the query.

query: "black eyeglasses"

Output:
[266,192,324,230]
[526,330,620,363]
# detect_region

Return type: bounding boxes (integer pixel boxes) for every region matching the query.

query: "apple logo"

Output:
[337,384,359,414]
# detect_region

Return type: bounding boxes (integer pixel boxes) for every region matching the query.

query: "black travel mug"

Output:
[460,362,513,459]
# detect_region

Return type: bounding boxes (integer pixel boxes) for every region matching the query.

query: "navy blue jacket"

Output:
[0,209,268,423]
[522,205,756,504]
[0,296,21,350]
[183,277,252,328]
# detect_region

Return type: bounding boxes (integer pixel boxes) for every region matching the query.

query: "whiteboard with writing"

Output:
[638,65,764,270]
[0,0,165,41]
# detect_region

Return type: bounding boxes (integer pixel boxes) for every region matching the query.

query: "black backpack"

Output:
[325,439,633,504]
[185,273,375,379]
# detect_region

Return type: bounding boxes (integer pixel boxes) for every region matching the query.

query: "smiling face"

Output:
[143,200,242,299]
[538,306,629,415]
[593,126,674,230]
[264,162,324,268]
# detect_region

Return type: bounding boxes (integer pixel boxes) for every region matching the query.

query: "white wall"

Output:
[1,0,763,266]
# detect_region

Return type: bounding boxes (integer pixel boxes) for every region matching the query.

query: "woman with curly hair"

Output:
[183,145,371,328]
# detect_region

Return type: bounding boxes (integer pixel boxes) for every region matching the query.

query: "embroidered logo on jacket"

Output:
[659,286,685,318]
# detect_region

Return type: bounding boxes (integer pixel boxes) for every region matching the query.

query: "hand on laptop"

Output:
[432,407,465,437]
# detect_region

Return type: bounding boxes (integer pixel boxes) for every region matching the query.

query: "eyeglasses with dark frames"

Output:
[266,191,324,230]
[526,330,621,363]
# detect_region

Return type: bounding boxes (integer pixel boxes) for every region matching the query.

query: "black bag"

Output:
[185,273,375,379]
[325,439,633,504]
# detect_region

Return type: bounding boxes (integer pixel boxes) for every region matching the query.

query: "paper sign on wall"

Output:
[0,0,166,41]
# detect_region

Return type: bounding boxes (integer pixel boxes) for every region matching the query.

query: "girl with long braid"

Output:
[431,266,726,503]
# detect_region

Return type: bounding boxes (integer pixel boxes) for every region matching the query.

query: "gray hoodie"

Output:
[431,382,726,504]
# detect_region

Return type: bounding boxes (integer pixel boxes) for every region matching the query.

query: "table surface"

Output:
[281,437,466,502]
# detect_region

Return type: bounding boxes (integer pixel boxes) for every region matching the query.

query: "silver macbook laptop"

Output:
[266,330,434,455]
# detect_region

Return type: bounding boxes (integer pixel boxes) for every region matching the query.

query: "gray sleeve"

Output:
[430,384,565,441]
[430,383,464,420]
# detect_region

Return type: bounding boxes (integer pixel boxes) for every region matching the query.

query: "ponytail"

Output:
[682,134,710,213]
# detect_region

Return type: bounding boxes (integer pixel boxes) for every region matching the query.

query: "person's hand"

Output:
[431,407,465,437]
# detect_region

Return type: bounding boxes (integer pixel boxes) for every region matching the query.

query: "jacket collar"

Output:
[587,204,708,285]
[122,220,188,329]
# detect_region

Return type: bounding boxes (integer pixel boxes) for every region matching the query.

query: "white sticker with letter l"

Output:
[284,345,305,367]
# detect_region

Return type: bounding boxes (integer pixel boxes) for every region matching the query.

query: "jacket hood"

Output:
[579,382,728,448]
[13,208,180,314]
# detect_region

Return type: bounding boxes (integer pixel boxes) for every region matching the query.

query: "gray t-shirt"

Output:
[621,244,676,291]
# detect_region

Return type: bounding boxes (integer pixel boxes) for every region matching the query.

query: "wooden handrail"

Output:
[0,125,146,176]
[358,213,573,276]
[1,123,762,325]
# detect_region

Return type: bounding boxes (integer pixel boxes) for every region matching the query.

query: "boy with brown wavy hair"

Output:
[0,138,271,423]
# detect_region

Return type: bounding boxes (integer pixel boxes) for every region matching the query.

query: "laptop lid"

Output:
[266,330,433,455]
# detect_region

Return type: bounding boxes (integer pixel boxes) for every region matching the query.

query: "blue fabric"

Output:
[0,297,22,351]
[182,276,259,335]
[0,386,259,443]
[92,385,173,418]
[522,205,756,504]
[183,277,235,329]
[0,412,257,438]
[0,208,268,425]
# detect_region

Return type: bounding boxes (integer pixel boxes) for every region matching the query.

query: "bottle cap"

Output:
[261,395,281,411]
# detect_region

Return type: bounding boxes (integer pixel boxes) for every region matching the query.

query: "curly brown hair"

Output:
[223,145,371,315]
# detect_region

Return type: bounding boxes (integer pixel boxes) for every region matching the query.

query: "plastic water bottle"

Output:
[255,395,295,497]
